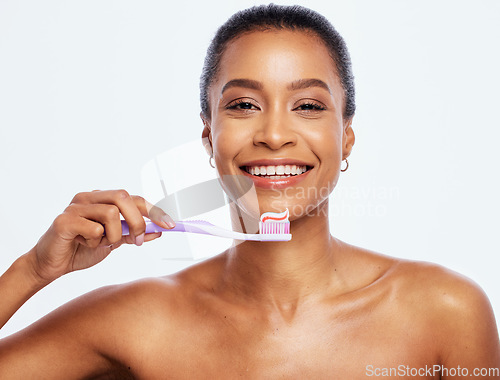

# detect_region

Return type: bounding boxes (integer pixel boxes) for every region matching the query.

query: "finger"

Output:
[133,196,176,230]
[123,231,162,246]
[99,231,162,248]
[76,190,146,241]
[55,214,105,249]
[66,203,123,244]
[144,231,162,242]
[120,231,162,246]
[75,234,104,249]
[53,213,104,242]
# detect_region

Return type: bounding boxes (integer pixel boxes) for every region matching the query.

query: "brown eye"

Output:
[226,100,259,110]
[294,102,326,111]
[236,102,254,110]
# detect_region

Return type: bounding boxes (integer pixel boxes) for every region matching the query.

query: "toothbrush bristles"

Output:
[259,222,290,235]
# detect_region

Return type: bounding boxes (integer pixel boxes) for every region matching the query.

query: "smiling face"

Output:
[202,29,355,220]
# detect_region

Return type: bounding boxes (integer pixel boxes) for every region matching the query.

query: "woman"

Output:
[1,4,499,378]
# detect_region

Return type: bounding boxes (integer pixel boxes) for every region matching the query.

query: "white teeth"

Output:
[244,164,309,177]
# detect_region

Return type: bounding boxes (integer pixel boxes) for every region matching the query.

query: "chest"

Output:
[132,306,439,379]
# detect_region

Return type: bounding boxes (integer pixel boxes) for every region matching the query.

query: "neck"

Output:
[222,199,344,315]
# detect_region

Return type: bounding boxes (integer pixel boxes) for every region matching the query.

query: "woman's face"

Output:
[203,29,354,220]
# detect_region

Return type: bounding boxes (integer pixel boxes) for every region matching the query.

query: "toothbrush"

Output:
[120,209,291,242]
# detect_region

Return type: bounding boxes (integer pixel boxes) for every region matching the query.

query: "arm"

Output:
[0,189,175,378]
[0,283,130,379]
[0,249,49,330]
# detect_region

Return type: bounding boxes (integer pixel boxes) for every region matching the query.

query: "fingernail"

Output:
[161,215,176,229]
[135,233,145,246]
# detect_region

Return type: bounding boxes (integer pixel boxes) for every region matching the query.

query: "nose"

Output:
[252,110,297,150]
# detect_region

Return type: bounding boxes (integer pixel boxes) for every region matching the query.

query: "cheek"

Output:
[307,121,343,192]
[211,118,252,164]
[308,120,343,163]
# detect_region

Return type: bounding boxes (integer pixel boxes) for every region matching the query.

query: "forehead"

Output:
[214,29,342,94]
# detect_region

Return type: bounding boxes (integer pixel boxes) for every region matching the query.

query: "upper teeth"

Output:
[244,165,308,176]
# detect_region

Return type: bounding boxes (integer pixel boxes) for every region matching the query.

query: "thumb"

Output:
[145,200,176,230]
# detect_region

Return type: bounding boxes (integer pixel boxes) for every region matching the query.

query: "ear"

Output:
[200,112,213,156]
[342,117,355,160]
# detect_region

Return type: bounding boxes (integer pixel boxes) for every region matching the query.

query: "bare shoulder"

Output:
[80,254,227,323]
[388,258,494,315]
[396,259,500,366]
[0,276,173,378]
[93,253,228,329]
[342,241,500,365]
[341,240,494,315]
[351,242,500,362]
[0,255,226,379]
[93,251,226,302]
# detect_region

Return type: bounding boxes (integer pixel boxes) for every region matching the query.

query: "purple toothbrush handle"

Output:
[120,220,186,235]
[120,220,213,236]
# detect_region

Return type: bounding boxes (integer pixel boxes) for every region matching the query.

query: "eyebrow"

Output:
[221,79,263,94]
[288,78,332,94]
[220,78,331,95]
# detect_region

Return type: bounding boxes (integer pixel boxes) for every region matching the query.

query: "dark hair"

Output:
[200,4,355,120]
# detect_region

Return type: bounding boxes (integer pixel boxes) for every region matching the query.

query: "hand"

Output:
[30,190,175,283]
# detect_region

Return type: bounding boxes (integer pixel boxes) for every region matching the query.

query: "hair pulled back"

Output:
[200,4,355,120]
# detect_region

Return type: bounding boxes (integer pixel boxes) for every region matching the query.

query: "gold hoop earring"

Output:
[341,158,349,172]
[209,154,216,168]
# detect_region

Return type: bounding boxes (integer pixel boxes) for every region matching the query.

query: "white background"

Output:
[1,0,499,338]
